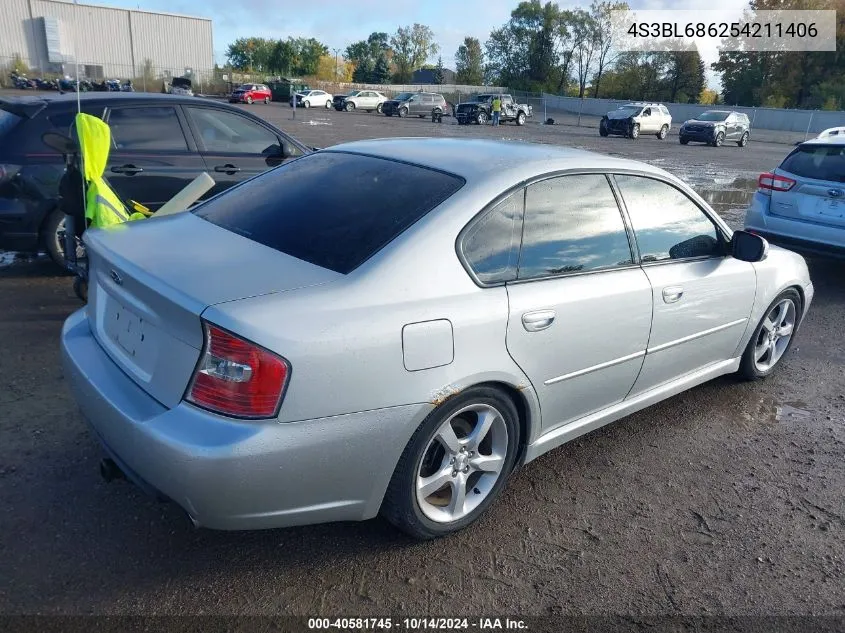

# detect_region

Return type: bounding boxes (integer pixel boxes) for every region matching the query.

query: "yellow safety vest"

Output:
[492,99,502,112]
[75,113,145,229]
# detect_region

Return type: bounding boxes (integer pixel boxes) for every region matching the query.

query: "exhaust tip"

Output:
[99,458,125,483]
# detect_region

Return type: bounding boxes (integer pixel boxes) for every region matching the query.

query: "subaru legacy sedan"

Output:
[61,139,813,539]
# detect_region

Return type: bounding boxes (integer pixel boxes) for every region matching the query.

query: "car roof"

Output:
[324,137,670,183]
[800,135,845,146]
[4,92,211,108]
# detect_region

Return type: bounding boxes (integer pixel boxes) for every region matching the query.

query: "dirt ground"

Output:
[1,103,844,618]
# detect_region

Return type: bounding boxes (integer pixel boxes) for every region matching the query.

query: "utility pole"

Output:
[332,47,341,80]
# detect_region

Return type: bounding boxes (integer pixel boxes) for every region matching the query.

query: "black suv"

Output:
[0,93,310,265]
[679,110,751,147]
[382,92,448,118]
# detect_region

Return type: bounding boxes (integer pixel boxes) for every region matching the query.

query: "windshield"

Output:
[347,91,361,97]
[471,95,494,102]
[393,92,414,101]
[697,111,730,121]
[617,106,641,115]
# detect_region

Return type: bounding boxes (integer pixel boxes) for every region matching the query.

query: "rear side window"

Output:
[519,174,633,279]
[780,145,845,182]
[462,190,524,284]
[108,106,188,151]
[194,152,465,274]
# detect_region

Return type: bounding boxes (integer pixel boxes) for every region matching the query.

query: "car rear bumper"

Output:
[61,308,433,530]
[745,191,845,258]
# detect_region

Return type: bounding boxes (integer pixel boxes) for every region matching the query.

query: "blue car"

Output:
[744,136,845,257]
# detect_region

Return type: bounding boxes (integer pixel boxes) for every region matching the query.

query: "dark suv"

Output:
[0,93,310,265]
[382,92,448,118]
[679,110,751,147]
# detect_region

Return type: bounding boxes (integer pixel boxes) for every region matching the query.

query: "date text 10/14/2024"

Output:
[307,618,528,630]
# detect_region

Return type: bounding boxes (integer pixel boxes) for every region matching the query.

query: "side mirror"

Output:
[42,131,76,155]
[731,230,769,262]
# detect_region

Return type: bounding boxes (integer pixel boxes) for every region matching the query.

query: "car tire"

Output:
[657,124,669,140]
[476,111,488,125]
[599,119,609,137]
[326,100,332,109]
[43,208,71,269]
[679,137,689,145]
[738,289,802,381]
[345,101,355,112]
[738,132,749,147]
[629,123,640,140]
[376,103,383,114]
[303,100,310,108]
[712,131,725,147]
[398,107,408,118]
[246,96,253,105]
[381,386,521,540]
[73,276,88,303]
[516,112,526,126]
[264,97,270,104]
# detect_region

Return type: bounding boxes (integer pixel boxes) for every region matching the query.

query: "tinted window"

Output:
[108,107,187,151]
[187,107,282,155]
[0,110,22,138]
[780,145,845,182]
[518,175,633,279]
[462,190,523,284]
[615,175,721,261]
[194,152,465,274]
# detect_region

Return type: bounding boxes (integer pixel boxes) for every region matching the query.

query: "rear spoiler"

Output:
[0,97,48,120]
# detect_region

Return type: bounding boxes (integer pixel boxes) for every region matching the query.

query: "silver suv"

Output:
[600,102,672,140]
[680,110,751,147]
[744,136,845,257]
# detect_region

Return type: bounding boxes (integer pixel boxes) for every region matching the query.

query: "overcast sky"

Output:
[103,0,751,87]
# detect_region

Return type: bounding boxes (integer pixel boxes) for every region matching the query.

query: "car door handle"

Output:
[214,164,241,173]
[110,164,143,175]
[522,310,556,332]
[662,286,684,303]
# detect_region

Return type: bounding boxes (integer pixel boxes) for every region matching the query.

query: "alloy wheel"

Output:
[415,403,509,523]
[753,298,796,372]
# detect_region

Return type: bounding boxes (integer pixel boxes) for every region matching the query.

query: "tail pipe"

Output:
[99,458,125,483]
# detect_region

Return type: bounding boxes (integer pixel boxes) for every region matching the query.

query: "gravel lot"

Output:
[1,102,843,618]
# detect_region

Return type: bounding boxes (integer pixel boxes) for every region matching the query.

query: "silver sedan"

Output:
[61,139,814,539]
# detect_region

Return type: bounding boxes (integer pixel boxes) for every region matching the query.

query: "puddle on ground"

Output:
[773,402,813,423]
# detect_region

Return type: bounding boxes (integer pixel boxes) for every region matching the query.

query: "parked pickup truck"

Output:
[455,94,532,126]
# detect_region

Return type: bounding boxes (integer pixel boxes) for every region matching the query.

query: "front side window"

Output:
[462,190,524,284]
[186,107,283,155]
[615,175,722,262]
[518,174,633,280]
[107,106,187,151]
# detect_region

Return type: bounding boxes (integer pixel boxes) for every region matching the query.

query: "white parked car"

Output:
[290,90,333,109]
[337,90,388,113]
[600,102,672,140]
[817,126,845,139]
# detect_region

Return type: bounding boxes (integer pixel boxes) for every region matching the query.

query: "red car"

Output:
[229,84,272,105]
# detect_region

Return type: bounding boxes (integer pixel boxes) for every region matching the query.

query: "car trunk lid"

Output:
[84,212,341,408]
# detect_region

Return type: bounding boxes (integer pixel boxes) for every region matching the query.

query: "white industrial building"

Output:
[1,0,213,80]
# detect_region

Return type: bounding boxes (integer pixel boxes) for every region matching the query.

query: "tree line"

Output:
[224,0,843,109]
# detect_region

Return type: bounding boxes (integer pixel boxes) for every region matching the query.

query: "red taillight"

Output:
[759,172,796,192]
[186,323,289,419]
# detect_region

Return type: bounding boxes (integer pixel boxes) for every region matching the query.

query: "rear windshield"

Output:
[780,144,845,183]
[0,110,22,137]
[194,152,465,274]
